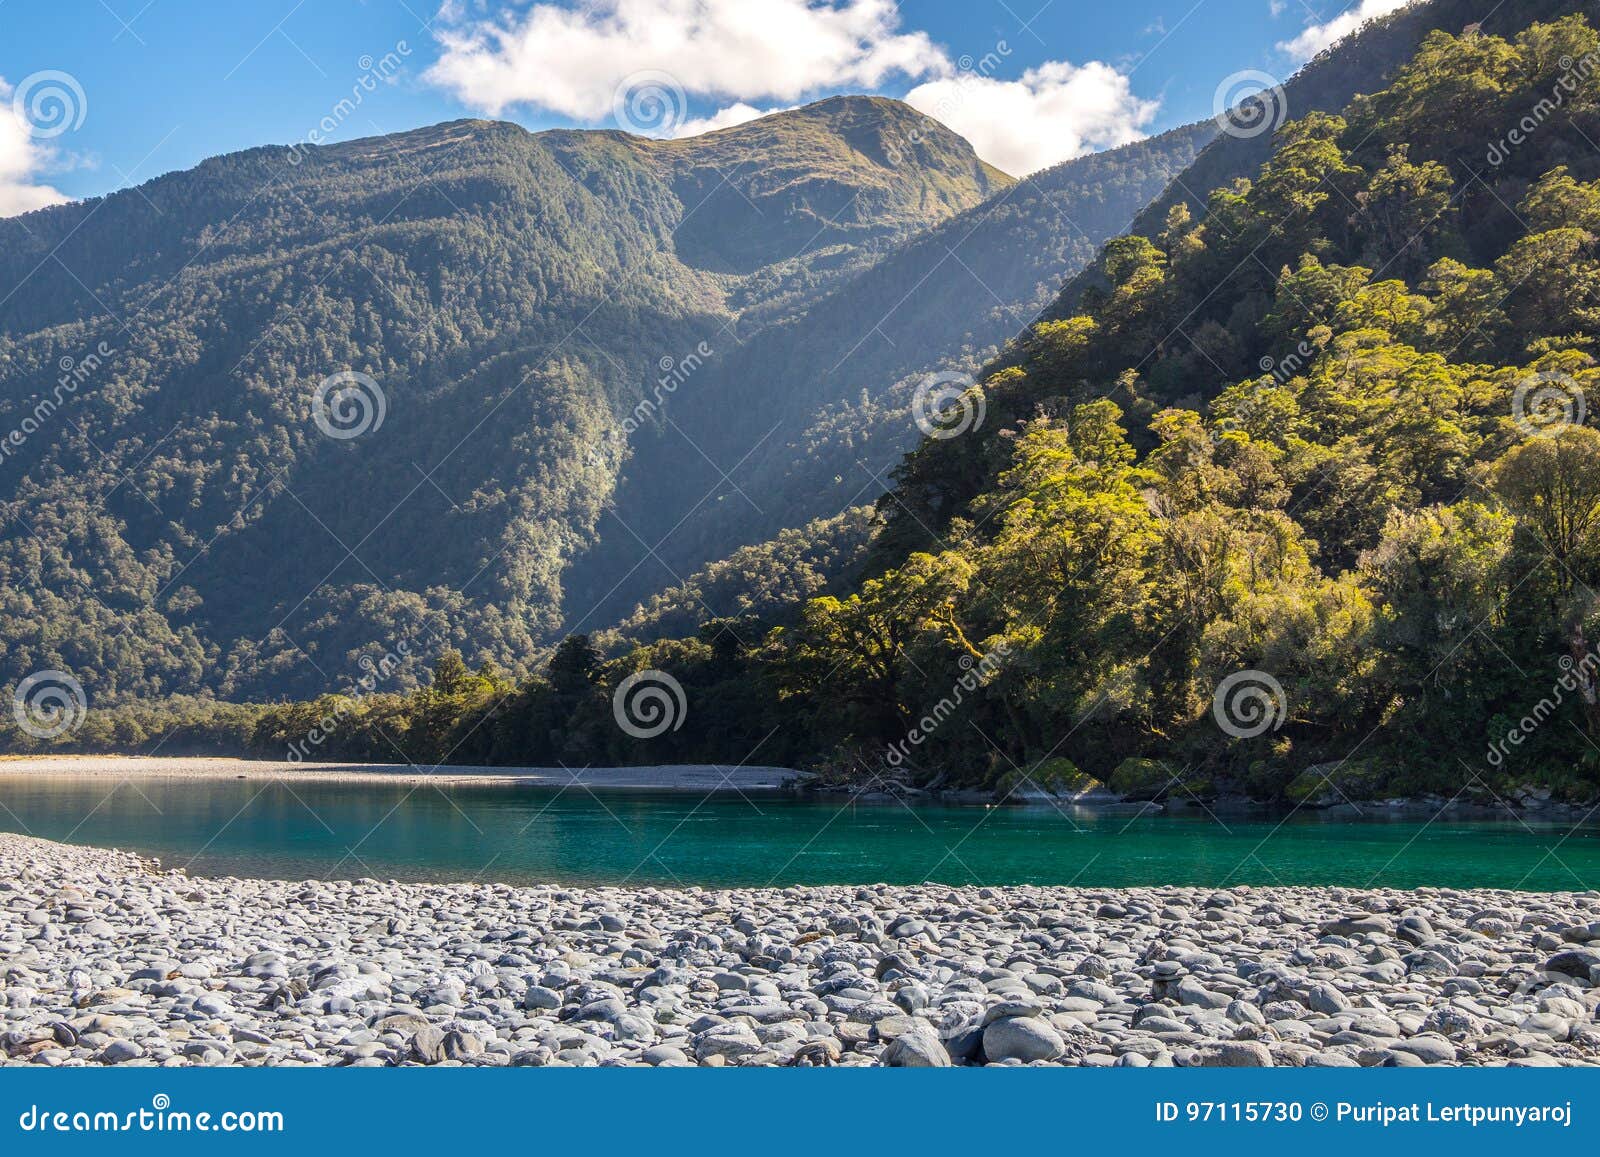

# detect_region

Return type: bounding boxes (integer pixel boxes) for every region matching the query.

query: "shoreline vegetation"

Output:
[0,755,1593,820]
[3,832,1599,1068]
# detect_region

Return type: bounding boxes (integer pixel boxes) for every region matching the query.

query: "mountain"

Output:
[795,3,1600,798]
[0,98,1006,702]
[180,3,1600,807]
[565,121,1218,632]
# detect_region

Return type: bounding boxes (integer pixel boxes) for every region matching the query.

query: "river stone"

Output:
[97,1039,143,1064]
[1544,950,1600,982]
[1519,1013,1571,1041]
[1319,915,1388,938]
[12,831,1600,1070]
[1198,1041,1273,1067]
[1391,1035,1454,1064]
[409,1025,447,1064]
[1306,982,1352,1014]
[883,1029,951,1067]
[983,1016,1064,1063]
[1174,977,1230,1009]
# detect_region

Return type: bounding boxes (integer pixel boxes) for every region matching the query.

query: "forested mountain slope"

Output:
[0,98,1004,702]
[209,7,1600,806]
[570,122,1218,630]
[1046,0,1580,320]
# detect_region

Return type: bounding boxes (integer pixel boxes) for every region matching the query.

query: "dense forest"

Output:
[11,4,1600,811]
[0,89,1223,705]
[571,121,1218,626]
[0,98,1007,703]
[30,9,1599,807]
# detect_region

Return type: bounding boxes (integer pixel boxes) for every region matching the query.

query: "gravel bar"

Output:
[0,756,803,792]
[3,833,1600,1068]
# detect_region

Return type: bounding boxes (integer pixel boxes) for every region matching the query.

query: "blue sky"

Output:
[0,0,1404,212]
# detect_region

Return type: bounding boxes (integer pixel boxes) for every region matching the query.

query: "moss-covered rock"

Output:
[1033,757,1094,793]
[1283,760,1394,806]
[1109,758,1174,800]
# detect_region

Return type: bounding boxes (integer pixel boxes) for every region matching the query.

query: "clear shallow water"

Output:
[2,774,1598,890]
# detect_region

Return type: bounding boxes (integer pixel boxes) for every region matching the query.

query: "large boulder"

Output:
[982,1016,1064,1063]
[1544,949,1600,982]
[883,1028,951,1067]
[1108,758,1177,801]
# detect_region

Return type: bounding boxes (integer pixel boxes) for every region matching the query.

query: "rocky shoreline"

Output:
[3,833,1599,1068]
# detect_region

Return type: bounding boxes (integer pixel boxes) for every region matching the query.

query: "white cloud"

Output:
[904,62,1158,176]
[0,79,69,217]
[1279,0,1416,62]
[670,102,792,138]
[423,0,1160,173]
[425,0,948,121]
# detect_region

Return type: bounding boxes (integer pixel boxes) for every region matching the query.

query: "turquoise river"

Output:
[1,774,1598,890]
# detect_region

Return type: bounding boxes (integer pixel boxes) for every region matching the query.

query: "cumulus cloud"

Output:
[425,0,948,120]
[424,0,1161,172]
[904,62,1158,176]
[1279,0,1416,62]
[0,79,69,217]
[670,102,791,138]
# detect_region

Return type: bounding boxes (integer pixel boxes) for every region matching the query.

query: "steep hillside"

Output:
[0,100,1002,702]
[599,505,878,649]
[205,7,1600,806]
[1046,0,1579,320]
[568,122,1217,630]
